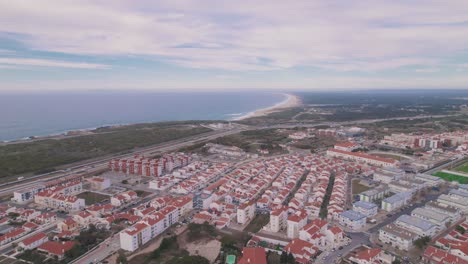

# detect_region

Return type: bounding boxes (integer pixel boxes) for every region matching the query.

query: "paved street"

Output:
[73,233,120,264]
[319,232,370,264]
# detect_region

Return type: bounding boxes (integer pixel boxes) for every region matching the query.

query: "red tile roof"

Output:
[21,232,47,246]
[38,241,74,256]
[354,248,381,262]
[238,247,267,264]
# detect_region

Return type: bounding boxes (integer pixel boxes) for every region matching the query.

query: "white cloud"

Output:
[0,58,109,69]
[1,0,468,73]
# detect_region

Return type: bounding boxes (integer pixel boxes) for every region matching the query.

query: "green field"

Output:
[454,162,468,173]
[432,171,468,184]
[0,122,211,179]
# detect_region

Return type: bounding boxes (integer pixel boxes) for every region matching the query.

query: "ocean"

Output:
[0,91,285,141]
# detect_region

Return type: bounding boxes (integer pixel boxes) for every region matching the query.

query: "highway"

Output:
[0,126,248,197]
[1,113,459,198]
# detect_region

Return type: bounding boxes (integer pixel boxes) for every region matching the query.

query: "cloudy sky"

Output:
[1,0,468,92]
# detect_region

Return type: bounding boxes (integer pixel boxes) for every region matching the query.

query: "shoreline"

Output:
[1,93,301,144]
[232,93,302,121]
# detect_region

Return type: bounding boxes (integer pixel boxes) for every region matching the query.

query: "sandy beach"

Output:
[233,93,302,120]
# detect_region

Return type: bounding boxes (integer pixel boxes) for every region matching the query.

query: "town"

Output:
[0,123,467,264]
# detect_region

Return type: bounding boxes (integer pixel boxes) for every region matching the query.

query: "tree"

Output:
[414,236,431,249]
[116,251,128,264]
[280,251,288,263]
[456,225,466,234]
[287,253,295,263]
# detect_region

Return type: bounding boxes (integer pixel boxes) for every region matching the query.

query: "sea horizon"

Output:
[0,91,287,142]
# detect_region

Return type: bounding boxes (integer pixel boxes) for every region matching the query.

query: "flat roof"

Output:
[381,223,418,240]
[450,189,468,198]
[353,201,377,210]
[396,215,436,231]
[340,210,366,221]
[412,207,449,223]
[383,192,412,204]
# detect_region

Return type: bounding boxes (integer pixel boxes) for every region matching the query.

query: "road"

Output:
[322,189,443,263]
[0,126,248,197]
[72,233,120,264]
[319,232,370,264]
[0,222,57,255]
[2,113,459,197]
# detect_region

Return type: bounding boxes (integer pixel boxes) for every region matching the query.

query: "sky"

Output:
[1,0,468,92]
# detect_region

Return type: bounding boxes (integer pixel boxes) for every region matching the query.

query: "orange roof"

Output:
[38,241,74,256]
[238,247,267,264]
[354,248,382,261]
[125,222,149,236]
[21,232,47,246]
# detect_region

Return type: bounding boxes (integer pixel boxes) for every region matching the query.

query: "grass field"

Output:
[77,191,110,205]
[0,122,211,179]
[432,171,468,184]
[352,179,371,195]
[454,162,468,173]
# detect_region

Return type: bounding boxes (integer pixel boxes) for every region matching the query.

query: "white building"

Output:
[381,192,412,212]
[411,207,451,228]
[12,184,46,203]
[359,185,389,202]
[334,142,360,152]
[237,201,255,225]
[338,210,366,231]
[87,177,111,190]
[34,191,85,211]
[414,173,443,187]
[287,210,308,239]
[119,222,151,252]
[437,189,468,214]
[353,201,378,217]
[425,201,462,223]
[379,223,418,251]
[264,206,288,233]
[373,168,405,184]
[395,215,437,237]
[17,232,49,251]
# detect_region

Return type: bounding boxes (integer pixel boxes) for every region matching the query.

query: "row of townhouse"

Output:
[326,147,398,168]
[109,152,192,177]
[110,190,138,207]
[13,178,83,204]
[380,131,468,150]
[423,220,468,263]
[120,196,193,251]
[148,162,207,191]
[34,190,85,211]
[348,247,395,264]
[284,219,346,263]
[263,154,337,234]
[327,171,350,220]
[298,218,345,251]
[169,163,230,194]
